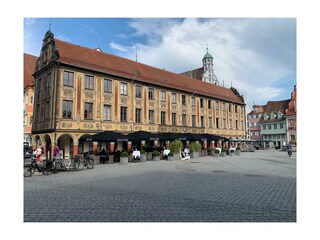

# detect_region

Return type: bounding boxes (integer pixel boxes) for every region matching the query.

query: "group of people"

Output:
[33,145,61,164]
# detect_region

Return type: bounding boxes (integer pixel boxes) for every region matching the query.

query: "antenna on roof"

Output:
[231,81,233,88]
[223,80,225,87]
[190,68,193,78]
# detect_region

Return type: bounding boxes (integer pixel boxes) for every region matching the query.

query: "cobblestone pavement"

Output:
[24,150,296,222]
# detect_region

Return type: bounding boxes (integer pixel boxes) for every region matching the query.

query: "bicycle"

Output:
[53,157,67,172]
[24,156,55,177]
[82,153,95,169]
[68,155,83,172]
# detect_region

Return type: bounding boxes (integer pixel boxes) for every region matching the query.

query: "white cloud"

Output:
[111,18,296,105]
[109,42,128,52]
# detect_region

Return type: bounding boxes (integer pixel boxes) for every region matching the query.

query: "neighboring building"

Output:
[31,30,246,158]
[23,53,37,145]
[180,48,219,85]
[259,100,290,149]
[247,104,265,146]
[285,85,297,148]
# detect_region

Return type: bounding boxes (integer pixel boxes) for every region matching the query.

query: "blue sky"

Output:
[24,18,296,106]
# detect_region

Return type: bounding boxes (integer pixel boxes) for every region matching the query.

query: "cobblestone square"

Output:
[24,150,296,222]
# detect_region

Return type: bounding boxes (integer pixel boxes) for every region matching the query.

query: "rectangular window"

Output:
[223,118,226,128]
[268,124,271,130]
[229,104,232,112]
[274,124,277,129]
[30,117,33,125]
[45,100,50,119]
[63,71,74,87]
[201,116,205,128]
[46,72,51,96]
[171,93,176,104]
[120,82,128,95]
[135,108,142,123]
[222,102,226,111]
[182,95,186,105]
[84,102,93,120]
[120,106,127,122]
[216,118,220,128]
[192,115,196,127]
[209,117,212,128]
[191,97,196,107]
[236,120,239,129]
[103,105,111,121]
[229,119,232,129]
[208,100,212,109]
[280,123,284,129]
[161,111,166,124]
[216,101,219,110]
[149,110,154,123]
[62,100,73,119]
[235,105,238,113]
[160,91,166,102]
[148,88,154,100]
[200,98,204,108]
[104,79,112,93]
[182,114,187,126]
[135,85,142,98]
[263,125,266,130]
[172,113,177,125]
[85,75,94,90]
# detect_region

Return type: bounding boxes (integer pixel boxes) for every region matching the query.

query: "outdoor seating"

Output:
[180,150,190,161]
[132,150,140,162]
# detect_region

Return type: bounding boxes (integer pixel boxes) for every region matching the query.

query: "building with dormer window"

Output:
[259,100,290,149]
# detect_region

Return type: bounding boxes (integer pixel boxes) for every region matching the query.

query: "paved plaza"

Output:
[24,150,296,222]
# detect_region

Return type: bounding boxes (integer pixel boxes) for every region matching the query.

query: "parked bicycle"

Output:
[68,155,83,172]
[24,155,55,177]
[82,153,95,169]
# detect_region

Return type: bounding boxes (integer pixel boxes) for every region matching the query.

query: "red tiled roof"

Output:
[180,67,204,80]
[286,85,296,115]
[55,39,244,104]
[260,100,290,122]
[24,53,37,89]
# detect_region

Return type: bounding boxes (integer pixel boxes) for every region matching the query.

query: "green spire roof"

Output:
[202,51,213,60]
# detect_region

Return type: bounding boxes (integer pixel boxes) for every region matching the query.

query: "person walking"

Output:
[54,145,60,158]
[287,142,292,157]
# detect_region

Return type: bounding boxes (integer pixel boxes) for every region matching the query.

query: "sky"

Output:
[24,18,296,107]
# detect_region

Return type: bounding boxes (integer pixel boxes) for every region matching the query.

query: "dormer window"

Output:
[264,113,269,120]
[270,113,275,120]
[277,111,283,119]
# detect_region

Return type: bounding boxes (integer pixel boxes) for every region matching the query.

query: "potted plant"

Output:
[140,149,146,162]
[120,151,129,165]
[169,139,183,160]
[168,152,174,161]
[214,149,220,157]
[229,149,235,156]
[221,147,227,157]
[189,142,201,158]
[235,146,241,155]
[152,150,160,161]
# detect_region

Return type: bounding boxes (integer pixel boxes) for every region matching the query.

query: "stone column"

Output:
[110,142,115,153]
[203,140,207,149]
[93,141,98,154]
[141,140,146,149]
[73,142,79,156]
[211,141,215,149]
[154,140,158,148]
[128,141,132,152]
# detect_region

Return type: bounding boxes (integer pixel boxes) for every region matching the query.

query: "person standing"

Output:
[54,145,60,158]
[35,146,42,163]
[287,142,292,157]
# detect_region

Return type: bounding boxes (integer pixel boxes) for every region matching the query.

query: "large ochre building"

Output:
[31,30,246,158]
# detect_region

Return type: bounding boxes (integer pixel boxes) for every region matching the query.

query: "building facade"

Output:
[24,53,37,145]
[30,31,246,158]
[285,85,297,149]
[247,105,265,146]
[259,100,290,149]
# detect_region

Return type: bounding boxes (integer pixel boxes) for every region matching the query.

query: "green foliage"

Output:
[230,149,235,153]
[169,140,183,153]
[120,151,129,157]
[140,149,146,154]
[214,149,220,154]
[222,147,226,152]
[189,142,201,152]
[236,146,241,151]
[152,150,160,157]
[168,152,174,156]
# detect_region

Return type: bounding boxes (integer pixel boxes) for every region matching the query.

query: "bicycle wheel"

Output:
[87,159,95,169]
[24,165,35,177]
[43,163,53,175]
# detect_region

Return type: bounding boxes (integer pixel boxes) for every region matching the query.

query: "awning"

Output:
[79,131,128,142]
[127,131,160,141]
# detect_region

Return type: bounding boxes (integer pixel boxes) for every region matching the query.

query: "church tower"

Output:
[202,48,219,85]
